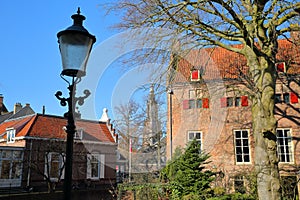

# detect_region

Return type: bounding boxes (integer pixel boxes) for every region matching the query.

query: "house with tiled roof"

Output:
[167,36,300,196]
[0,110,117,192]
[0,95,35,123]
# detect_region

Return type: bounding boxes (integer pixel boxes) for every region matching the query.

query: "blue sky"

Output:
[0,0,130,120]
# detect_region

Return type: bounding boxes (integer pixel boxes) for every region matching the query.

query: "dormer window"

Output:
[6,128,16,143]
[74,129,83,140]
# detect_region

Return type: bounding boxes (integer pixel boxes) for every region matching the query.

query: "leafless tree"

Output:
[26,140,66,193]
[105,1,300,199]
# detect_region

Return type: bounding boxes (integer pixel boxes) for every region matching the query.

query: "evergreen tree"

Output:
[161,140,215,199]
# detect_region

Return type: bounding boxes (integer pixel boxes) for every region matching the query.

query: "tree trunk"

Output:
[251,56,281,199]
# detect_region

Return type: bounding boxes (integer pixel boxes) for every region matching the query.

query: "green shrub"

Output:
[208,192,256,200]
[160,140,215,199]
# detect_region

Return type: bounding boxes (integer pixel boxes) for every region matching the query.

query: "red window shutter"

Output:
[275,62,286,73]
[290,92,298,104]
[191,70,200,81]
[183,100,189,109]
[203,98,209,108]
[241,96,248,107]
[220,97,227,108]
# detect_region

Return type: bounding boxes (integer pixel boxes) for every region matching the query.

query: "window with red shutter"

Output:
[203,98,209,108]
[191,70,200,81]
[290,92,298,104]
[275,62,286,73]
[220,97,227,108]
[183,100,189,109]
[241,96,248,107]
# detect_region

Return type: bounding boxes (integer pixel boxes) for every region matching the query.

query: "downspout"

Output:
[26,140,33,188]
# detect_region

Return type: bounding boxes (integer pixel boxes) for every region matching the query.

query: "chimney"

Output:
[42,105,45,115]
[14,103,22,114]
[0,94,3,114]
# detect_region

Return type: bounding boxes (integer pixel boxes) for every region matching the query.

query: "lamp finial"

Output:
[77,7,81,15]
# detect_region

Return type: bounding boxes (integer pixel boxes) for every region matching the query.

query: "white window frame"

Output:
[189,90,196,99]
[87,153,105,179]
[44,152,65,181]
[74,129,83,140]
[277,128,294,163]
[187,131,202,151]
[0,149,23,182]
[234,129,251,164]
[6,128,16,143]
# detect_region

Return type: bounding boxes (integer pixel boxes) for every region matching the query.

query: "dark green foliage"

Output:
[161,140,215,199]
[208,193,256,200]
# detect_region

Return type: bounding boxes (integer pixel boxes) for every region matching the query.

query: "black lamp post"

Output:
[55,8,96,200]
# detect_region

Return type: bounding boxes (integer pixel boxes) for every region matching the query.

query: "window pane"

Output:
[242,139,248,146]
[275,94,281,103]
[280,154,286,162]
[277,129,283,137]
[284,129,290,137]
[49,153,63,178]
[243,147,249,154]
[235,97,241,106]
[236,155,243,162]
[196,132,201,139]
[242,131,248,138]
[12,161,22,179]
[196,89,201,98]
[1,160,10,179]
[196,99,202,108]
[189,132,194,140]
[234,176,245,193]
[235,131,241,138]
[227,97,234,107]
[50,161,59,178]
[13,151,22,159]
[283,93,290,104]
[91,163,99,177]
[2,150,12,159]
[236,139,241,146]
[189,100,195,109]
[236,147,242,154]
[244,155,250,162]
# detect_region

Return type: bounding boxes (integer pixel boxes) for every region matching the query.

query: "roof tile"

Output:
[0,114,115,144]
[173,39,300,82]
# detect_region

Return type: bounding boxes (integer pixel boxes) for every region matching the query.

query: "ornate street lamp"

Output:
[55,8,96,200]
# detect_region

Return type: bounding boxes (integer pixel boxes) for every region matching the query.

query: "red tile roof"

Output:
[173,39,300,82]
[0,114,116,143]
[0,115,36,138]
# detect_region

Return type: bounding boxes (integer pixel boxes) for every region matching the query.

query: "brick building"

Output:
[167,38,300,195]
[0,109,117,192]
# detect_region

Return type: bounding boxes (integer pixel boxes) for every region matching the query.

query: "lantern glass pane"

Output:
[59,33,93,77]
